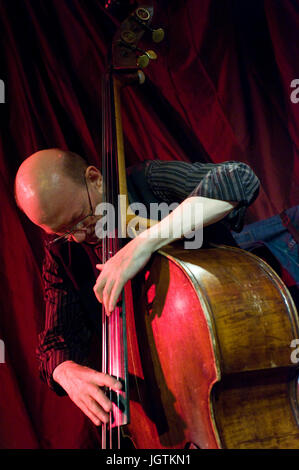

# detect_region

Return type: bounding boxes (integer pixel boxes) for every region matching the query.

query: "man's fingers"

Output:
[76,399,104,426]
[86,396,110,424]
[93,285,102,304]
[96,264,104,270]
[108,282,124,313]
[95,372,122,391]
[92,387,113,413]
[94,273,107,303]
[102,278,116,313]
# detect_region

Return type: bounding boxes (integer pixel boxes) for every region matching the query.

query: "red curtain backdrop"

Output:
[0,0,298,448]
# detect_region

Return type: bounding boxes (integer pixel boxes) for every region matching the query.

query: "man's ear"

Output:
[85,166,102,190]
[97,173,103,192]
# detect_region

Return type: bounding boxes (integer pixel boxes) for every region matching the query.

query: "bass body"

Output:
[123,243,299,448]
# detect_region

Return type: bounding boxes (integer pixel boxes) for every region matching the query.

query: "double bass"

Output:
[100,1,299,448]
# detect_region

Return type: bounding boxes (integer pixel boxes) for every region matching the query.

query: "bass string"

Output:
[112,72,125,450]
[101,73,107,450]
[102,71,114,448]
[102,71,123,449]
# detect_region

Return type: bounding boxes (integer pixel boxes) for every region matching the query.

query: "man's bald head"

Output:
[15,148,90,227]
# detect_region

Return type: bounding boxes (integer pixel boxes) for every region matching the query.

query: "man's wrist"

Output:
[52,360,76,386]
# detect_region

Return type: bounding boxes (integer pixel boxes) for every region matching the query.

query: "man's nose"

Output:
[71,230,87,243]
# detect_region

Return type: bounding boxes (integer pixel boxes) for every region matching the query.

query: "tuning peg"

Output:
[145,50,157,60]
[137,70,145,84]
[133,7,165,43]
[151,28,165,43]
[121,30,137,44]
[137,54,149,68]
[135,7,151,21]
[137,50,157,68]
[141,24,165,44]
[117,37,158,68]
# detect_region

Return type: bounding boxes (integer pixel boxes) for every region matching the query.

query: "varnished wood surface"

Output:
[126,252,221,448]
[124,243,299,448]
[213,369,299,448]
[161,243,299,374]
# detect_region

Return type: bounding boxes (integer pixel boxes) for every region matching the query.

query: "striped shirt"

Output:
[145,159,260,232]
[36,159,260,394]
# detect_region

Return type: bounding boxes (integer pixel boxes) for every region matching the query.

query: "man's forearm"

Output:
[94,196,238,313]
[138,196,238,252]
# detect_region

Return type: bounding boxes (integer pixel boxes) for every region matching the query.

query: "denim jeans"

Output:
[232,206,299,287]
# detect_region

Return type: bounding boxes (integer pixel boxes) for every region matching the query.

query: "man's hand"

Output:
[94,236,153,314]
[53,361,122,426]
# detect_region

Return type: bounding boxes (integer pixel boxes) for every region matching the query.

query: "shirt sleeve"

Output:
[36,246,94,396]
[145,159,260,232]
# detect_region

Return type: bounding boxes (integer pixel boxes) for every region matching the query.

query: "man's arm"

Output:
[38,246,122,426]
[94,159,260,313]
[94,195,238,313]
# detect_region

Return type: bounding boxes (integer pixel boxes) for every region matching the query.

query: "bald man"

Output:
[15,148,260,427]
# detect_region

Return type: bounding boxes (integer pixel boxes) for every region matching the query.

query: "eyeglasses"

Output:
[46,176,94,247]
